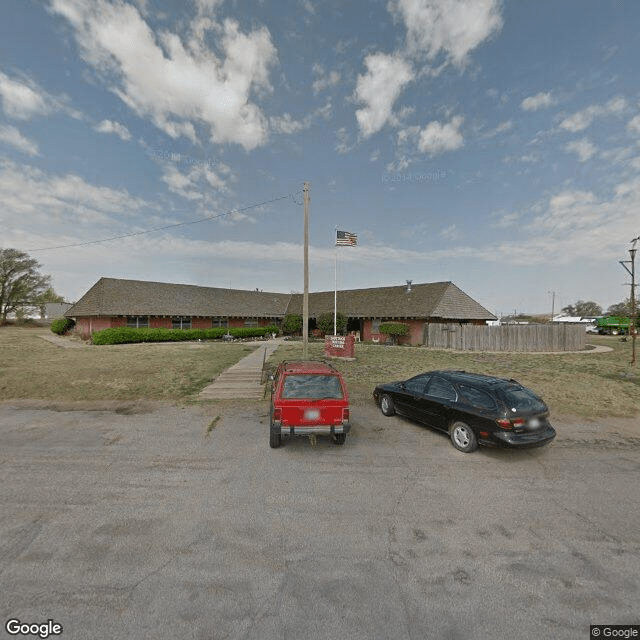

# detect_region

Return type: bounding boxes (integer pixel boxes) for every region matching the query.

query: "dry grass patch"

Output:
[267,337,640,419]
[0,327,258,402]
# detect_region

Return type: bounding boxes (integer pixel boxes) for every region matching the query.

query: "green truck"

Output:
[596,316,633,335]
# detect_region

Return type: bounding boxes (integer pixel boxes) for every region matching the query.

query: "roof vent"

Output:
[406,280,412,294]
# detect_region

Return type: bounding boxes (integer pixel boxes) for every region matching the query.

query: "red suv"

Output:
[269,361,351,448]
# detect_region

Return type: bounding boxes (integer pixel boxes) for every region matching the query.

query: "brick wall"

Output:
[362,318,425,345]
[75,316,125,339]
[150,317,172,329]
[324,334,355,358]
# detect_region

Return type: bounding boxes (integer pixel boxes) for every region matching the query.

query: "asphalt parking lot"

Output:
[1,400,638,640]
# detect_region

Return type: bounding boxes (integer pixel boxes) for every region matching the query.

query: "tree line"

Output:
[561,299,635,318]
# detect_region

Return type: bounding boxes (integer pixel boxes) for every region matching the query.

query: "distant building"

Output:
[66,277,496,345]
[44,302,73,319]
[552,315,592,324]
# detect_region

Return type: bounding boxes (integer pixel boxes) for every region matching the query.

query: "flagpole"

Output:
[303,182,310,360]
[334,227,338,335]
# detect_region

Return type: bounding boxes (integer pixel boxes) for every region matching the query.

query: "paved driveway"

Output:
[0,400,638,640]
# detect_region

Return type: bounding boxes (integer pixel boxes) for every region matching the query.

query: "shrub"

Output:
[379,322,409,345]
[316,312,346,336]
[91,325,279,345]
[379,322,409,336]
[51,317,75,335]
[282,314,303,334]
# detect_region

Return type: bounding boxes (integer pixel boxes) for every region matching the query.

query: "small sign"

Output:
[324,334,355,359]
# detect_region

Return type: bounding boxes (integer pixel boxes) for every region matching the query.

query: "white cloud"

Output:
[416,115,464,156]
[301,0,315,15]
[354,52,414,137]
[565,137,596,162]
[0,158,148,233]
[160,159,231,200]
[491,211,521,228]
[49,0,278,150]
[269,113,309,134]
[439,224,458,241]
[628,114,640,136]
[502,152,540,165]
[335,127,353,154]
[481,119,512,139]
[94,119,131,141]
[312,64,341,94]
[387,0,503,67]
[559,96,627,133]
[0,124,40,156]
[0,71,52,120]
[521,91,555,111]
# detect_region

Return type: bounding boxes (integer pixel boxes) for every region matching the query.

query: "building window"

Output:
[244,318,258,328]
[172,316,191,330]
[211,317,228,328]
[127,316,149,328]
[371,318,381,332]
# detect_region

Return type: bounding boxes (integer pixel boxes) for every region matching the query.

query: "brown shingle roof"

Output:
[285,281,496,321]
[65,278,291,318]
[66,277,496,321]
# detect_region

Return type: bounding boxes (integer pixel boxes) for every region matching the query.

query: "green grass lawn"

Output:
[0,327,259,402]
[2,327,639,419]
[266,337,640,418]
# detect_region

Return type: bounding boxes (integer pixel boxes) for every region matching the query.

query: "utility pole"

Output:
[548,290,556,323]
[620,237,639,365]
[302,182,310,360]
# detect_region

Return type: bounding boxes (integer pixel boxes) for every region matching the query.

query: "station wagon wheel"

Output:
[449,420,478,453]
[380,394,395,416]
[332,433,346,445]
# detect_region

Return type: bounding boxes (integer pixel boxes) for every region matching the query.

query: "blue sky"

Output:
[1,0,640,316]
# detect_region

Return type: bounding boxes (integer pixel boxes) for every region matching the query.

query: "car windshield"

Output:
[281,374,344,399]
[500,383,546,413]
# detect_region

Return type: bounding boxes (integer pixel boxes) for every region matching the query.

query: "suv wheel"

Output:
[380,394,395,416]
[269,408,281,449]
[332,433,346,445]
[450,420,478,453]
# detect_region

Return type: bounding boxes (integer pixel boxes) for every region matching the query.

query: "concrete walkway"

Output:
[198,339,283,400]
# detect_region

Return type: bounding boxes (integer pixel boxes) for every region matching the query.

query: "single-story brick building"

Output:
[65,277,496,345]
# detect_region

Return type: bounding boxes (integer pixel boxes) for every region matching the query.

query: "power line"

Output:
[27,192,294,252]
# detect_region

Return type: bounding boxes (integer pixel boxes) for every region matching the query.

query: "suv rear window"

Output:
[281,374,344,399]
[500,383,546,413]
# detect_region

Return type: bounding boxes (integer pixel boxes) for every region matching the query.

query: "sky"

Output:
[1,0,640,317]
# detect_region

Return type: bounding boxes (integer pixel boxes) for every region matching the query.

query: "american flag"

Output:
[336,230,358,246]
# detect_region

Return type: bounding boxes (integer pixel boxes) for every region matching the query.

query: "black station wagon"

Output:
[373,370,556,453]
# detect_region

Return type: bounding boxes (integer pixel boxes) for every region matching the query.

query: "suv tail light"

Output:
[342,408,349,423]
[273,408,281,421]
[496,417,525,430]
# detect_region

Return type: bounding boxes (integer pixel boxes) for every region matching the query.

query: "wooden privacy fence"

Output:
[423,323,586,352]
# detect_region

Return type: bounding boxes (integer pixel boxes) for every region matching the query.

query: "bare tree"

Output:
[0,248,52,323]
